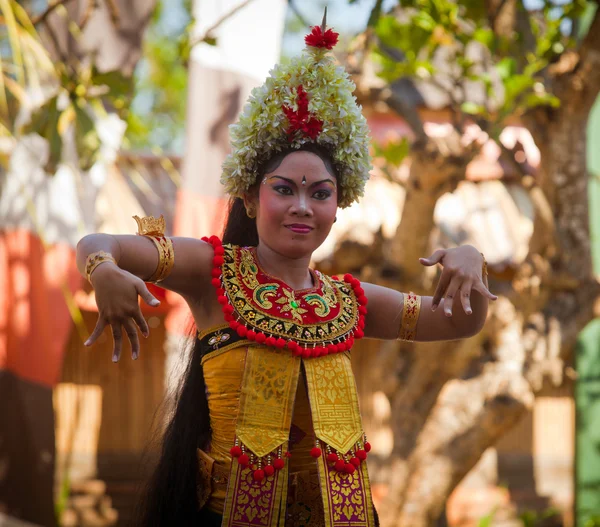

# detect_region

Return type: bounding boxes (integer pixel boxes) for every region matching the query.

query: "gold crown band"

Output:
[398,293,421,342]
[133,215,174,283]
[85,251,117,283]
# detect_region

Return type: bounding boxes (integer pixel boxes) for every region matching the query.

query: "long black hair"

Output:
[133,144,337,525]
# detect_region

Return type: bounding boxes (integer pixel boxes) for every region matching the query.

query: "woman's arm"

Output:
[76,233,214,299]
[76,232,216,361]
[363,245,496,342]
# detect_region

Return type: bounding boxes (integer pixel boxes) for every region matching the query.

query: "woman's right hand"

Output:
[84,262,160,362]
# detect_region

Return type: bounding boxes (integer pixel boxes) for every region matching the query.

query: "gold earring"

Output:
[246,206,256,219]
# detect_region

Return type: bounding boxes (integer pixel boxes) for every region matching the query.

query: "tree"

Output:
[343,1,600,525]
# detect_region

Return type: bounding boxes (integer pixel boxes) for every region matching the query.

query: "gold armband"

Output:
[85,251,117,283]
[398,293,421,342]
[133,214,174,283]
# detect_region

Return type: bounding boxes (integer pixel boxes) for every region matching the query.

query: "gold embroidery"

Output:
[253,283,280,309]
[221,245,360,345]
[304,353,363,454]
[276,289,308,323]
[240,249,260,289]
[236,347,301,457]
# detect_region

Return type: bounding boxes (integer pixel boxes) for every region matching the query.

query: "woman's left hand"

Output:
[419,246,497,317]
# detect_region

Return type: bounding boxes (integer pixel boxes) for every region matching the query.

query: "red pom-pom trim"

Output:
[211,268,221,278]
[350,457,361,467]
[229,321,240,331]
[255,332,266,344]
[265,336,277,347]
[344,463,356,474]
[230,446,242,458]
[214,246,225,256]
[310,447,322,458]
[273,458,285,470]
[237,326,248,338]
[326,453,339,463]
[356,449,367,461]
[211,278,221,288]
[213,256,224,266]
[217,295,227,305]
[275,338,286,349]
[253,469,265,482]
[224,305,235,315]
[364,442,372,453]
[264,465,275,477]
[302,348,312,359]
[238,454,249,467]
[246,330,256,341]
[334,459,346,472]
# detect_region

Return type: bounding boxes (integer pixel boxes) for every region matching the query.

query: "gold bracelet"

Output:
[85,251,117,283]
[133,214,175,283]
[398,293,421,342]
[481,252,488,278]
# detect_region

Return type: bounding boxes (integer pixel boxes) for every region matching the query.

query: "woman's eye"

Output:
[274,186,293,195]
[313,190,331,200]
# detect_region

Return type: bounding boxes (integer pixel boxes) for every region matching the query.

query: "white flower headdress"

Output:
[220,13,372,208]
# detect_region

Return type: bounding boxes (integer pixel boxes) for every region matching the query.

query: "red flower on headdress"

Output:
[305,25,339,50]
[282,85,323,141]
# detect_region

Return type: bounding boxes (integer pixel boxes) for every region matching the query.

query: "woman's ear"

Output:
[242,193,258,219]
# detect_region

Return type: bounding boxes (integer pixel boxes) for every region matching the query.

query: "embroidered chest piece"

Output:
[203,236,367,358]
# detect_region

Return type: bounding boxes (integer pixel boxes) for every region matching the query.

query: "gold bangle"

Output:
[85,251,117,283]
[481,252,488,278]
[133,215,175,283]
[398,293,421,342]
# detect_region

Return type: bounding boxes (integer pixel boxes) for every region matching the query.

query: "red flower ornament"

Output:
[305,25,339,50]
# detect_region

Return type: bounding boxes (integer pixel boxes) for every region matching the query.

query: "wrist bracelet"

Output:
[85,251,117,283]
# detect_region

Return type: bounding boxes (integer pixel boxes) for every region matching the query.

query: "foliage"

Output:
[364,0,594,162]
[0,0,136,172]
[125,0,192,153]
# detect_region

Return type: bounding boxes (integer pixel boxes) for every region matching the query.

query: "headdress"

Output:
[220,12,372,208]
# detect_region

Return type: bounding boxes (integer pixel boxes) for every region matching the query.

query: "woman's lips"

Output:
[286,224,313,234]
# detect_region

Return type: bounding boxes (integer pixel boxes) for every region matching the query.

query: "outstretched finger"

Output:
[459,279,474,315]
[111,323,124,363]
[136,281,161,307]
[123,319,141,360]
[473,280,498,301]
[132,307,149,338]
[419,249,446,267]
[443,276,462,317]
[85,318,107,346]
[431,270,451,310]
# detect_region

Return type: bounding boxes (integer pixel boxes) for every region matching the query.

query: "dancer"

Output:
[77,16,496,527]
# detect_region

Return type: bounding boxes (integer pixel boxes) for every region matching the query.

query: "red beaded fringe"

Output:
[229,437,290,482]
[202,236,368,359]
[313,434,372,474]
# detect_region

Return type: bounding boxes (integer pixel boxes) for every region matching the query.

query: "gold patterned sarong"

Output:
[222,346,301,527]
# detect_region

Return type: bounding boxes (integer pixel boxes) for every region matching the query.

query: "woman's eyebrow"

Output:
[268,175,336,188]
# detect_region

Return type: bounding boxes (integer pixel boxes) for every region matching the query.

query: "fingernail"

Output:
[431,304,437,311]
[133,351,139,360]
[84,340,90,346]
[445,310,452,317]
[466,309,472,315]
[151,299,160,306]
[143,332,149,338]
[112,354,118,363]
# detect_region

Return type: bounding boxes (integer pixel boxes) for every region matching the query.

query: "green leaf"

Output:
[473,28,494,48]
[374,137,410,167]
[524,92,561,109]
[460,102,486,115]
[91,69,134,99]
[496,57,516,79]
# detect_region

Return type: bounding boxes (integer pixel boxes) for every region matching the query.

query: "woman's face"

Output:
[251,151,338,259]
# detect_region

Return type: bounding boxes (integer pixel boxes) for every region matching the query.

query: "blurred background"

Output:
[1,0,600,526]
